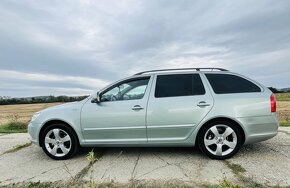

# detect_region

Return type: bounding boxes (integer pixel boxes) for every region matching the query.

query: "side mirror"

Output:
[91,92,101,103]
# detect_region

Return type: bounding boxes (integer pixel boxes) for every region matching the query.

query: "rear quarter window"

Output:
[155,74,205,98]
[205,74,261,94]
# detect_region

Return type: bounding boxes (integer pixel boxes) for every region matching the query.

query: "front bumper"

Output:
[28,121,41,146]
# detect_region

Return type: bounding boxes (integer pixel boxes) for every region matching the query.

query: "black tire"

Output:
[197,120,242,160]
[40,123,79,160]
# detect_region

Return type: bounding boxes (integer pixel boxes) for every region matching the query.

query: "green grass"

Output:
[0,121,28,133]
[5,179,288,188]
[3,142,32,154]
[275,93,290,101]
[0,181,243,188]
[204,178,240,188]
[22,181,54,188]
[279,121,290,127]
[16,181,195,188]
[218,179,240,188]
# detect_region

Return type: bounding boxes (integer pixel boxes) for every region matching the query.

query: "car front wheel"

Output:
[198,120,242,160]
[41,124,79,160]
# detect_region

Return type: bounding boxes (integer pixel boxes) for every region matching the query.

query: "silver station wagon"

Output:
[28,68,278,160]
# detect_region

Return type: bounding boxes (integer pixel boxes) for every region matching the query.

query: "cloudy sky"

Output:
[0,0,290,97]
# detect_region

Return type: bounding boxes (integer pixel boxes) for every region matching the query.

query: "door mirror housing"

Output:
[91,92,101,103]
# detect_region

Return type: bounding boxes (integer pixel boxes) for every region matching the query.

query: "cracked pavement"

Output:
[0,127,289,186]
[0,133,30,155]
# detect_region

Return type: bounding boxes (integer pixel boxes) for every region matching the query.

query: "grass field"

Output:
[275,93,290,126]
[0,103,63,125]
[276,92,290,101]
[0,93,289,133]
[0,103,62,133]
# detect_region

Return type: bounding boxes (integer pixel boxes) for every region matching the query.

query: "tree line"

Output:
[0,95,89,105]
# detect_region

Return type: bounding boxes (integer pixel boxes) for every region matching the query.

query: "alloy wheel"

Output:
[203,124,237,156]
[44,128,72,157]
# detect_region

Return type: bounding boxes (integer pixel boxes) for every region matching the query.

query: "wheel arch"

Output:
[195,117,246,145]
[39,119,80,147]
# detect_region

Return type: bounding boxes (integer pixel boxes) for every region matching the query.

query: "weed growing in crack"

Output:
[86,149,97,188]
[224,161,246,174]
[3,142,32,154]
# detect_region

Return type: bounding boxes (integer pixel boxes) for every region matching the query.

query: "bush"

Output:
[0,122,28,133]
[0,113,28,133]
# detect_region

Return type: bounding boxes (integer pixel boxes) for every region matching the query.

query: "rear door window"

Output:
[205,74,261,94]
[155,74,205,98]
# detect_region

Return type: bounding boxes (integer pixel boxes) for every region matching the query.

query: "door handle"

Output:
[132,105,144,111]
[197,101,210,107]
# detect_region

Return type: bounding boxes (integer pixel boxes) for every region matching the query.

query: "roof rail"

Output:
[134,68,228,75]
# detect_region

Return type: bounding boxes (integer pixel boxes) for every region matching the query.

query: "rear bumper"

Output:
[237,115,279,145]
[244,132,277,144]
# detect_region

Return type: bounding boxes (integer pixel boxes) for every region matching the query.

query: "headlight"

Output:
[31,112,41,122]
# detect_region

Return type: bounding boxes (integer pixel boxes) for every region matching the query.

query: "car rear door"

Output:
[146,73,213,143]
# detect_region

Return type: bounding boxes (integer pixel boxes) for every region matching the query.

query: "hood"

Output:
[40,100,86,114]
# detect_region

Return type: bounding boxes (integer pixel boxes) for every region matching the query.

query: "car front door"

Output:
[81,76,152,144]
[146,73,213,143]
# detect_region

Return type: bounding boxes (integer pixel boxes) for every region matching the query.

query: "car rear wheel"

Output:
[198,120,242,160]
[41,124,79,160]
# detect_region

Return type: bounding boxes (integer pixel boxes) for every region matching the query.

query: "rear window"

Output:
[155,74,205,98]
[205,74,261,94]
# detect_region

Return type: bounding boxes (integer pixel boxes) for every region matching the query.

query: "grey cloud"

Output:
[0,0,290,97]
[0,35,115,79]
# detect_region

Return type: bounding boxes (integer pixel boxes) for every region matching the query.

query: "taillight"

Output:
[270,94,276,112]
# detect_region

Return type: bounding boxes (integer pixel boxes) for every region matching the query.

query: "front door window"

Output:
[100,78,150,102]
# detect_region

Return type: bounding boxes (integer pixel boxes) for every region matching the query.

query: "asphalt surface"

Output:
[0,128,289,187]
